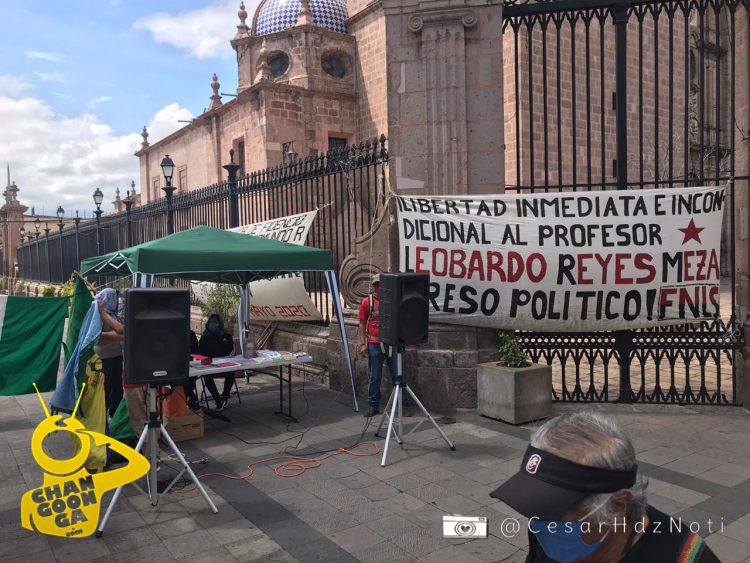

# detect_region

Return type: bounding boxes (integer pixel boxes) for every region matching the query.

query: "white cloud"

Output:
[88,95,113,107]
[0,74,34,97]
[33,71,66,83]
[134,0,260,59]
[27,51,65,62]
[146,103,195,143]
[0,87,192,214]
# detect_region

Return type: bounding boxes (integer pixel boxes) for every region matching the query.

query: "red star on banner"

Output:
[678,219,705,245]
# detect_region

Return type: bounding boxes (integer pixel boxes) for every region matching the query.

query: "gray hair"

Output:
[530,411,648,523]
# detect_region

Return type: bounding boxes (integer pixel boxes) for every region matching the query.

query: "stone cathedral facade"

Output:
[136,0,507,408]
[136,0,506,204]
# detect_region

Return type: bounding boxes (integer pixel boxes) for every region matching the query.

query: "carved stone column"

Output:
[734,11,750,407]
[326,1,506,409]
[383,0,505,196]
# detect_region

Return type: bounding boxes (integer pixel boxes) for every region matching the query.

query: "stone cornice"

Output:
[346,0,383,27]
[135,99,243,156]
[231,24,356,50]
[0,203,28,214]
[239,80,358,102]
[382,0,502,16]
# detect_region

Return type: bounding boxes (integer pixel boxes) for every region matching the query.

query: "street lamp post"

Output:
[224,149,240,229]
[44,223,51,283]
[56,206,65,283]
[18,226,25,284]
[74,211,81,269]
[33,218,41,282]
[160,155,176,235]
[93,188,104,255]
[123,191,134,247]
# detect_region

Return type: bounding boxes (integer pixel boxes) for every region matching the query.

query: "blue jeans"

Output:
[367,343,409,409]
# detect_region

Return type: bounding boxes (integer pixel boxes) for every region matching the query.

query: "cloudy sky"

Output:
[0,0,260,217]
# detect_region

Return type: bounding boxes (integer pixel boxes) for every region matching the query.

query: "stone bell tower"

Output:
[230,0,358,166]
[0,168,29,278]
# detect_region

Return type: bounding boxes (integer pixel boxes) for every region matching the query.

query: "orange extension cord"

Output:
[174,441,381,493]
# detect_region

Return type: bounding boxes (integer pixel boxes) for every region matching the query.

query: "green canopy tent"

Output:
[80,226,358,410]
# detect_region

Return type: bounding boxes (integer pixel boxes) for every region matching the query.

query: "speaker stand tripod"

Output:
[96,386,218,537]
[374,348,455,466]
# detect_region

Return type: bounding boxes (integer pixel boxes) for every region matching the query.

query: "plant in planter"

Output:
[497,331,530,368]
[42,285,56,297]
[476,330,552,425]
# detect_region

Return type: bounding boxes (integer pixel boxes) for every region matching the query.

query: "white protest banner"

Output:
[228,210,317,244]
[397,186,725,331]
[248,277,323,321]
[192,211,321,322]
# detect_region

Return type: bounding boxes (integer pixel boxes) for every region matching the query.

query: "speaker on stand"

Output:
[97,288,217,538]
[374,273,455,466]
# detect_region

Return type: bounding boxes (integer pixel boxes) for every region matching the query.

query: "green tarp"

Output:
[79,225,334,283]
[0,295,67,395]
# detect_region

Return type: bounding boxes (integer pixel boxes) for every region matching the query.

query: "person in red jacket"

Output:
[357,273,410,418]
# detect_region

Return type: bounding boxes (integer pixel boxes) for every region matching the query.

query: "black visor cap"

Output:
[490,445,637,520]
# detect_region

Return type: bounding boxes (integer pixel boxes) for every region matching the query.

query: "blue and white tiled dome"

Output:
[253,0,348,36]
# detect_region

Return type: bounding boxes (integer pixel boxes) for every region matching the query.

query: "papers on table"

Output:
[188,352,312,377]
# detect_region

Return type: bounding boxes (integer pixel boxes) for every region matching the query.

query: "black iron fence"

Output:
[17,136,388,319]
[503,0,748,404]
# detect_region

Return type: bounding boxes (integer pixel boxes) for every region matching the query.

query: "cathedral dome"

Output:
[253,0,348,36]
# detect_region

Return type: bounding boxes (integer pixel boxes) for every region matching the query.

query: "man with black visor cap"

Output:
[490,412,720,563]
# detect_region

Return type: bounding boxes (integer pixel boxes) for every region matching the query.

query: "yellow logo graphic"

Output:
[21,384,149,538]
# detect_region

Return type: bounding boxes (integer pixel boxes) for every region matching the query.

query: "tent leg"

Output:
[238,284,249,354]
[326,271,358,412]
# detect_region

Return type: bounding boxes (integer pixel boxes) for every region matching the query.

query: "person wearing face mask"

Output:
[490,412,719,563]
[198,314,235,410]
[94,288,124,418]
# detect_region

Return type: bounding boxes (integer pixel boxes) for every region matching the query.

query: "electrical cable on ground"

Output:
[158,368,380,493]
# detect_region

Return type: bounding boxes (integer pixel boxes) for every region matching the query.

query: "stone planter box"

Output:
[477,362,552,425]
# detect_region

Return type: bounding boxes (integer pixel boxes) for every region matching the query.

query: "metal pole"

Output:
[74,214,81,268]
[57,223,65,283]
[224,148,241,228]
[94,210,103,255]
[163,186,175,235]
[34,234,40,282]
[614,5,633,403]
[124,198,133,246]
[44,225,51,283]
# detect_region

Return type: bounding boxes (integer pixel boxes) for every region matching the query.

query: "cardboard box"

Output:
[165,413,204,442]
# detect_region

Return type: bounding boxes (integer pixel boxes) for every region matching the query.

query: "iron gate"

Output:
[502,0,749,404]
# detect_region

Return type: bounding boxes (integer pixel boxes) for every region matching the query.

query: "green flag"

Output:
[64,275,93,366]
[0,295,67,395]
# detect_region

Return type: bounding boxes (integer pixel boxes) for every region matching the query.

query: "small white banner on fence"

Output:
[193,211,321,322]
[228,211,318,244]
[397,185,725,331]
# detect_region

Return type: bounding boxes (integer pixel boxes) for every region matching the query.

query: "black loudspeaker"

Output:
[379,273,430,347]
[124,288,190,385]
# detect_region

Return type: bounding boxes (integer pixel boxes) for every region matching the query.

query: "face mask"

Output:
[531,496,612,563]
[208,322,220,333]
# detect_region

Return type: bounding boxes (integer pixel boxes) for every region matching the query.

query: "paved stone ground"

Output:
[2,374,750,562]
